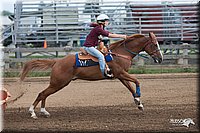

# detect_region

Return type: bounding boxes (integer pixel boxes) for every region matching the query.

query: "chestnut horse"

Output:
[20,32,163,119]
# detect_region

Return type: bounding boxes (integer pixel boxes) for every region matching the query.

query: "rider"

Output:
[83,14,127,78]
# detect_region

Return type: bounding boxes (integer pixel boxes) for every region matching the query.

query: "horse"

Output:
[20,32,163,119]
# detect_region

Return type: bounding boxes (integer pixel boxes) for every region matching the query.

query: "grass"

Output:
[128,67,199,74]
[3,71,51,78]
[3,66,198,78]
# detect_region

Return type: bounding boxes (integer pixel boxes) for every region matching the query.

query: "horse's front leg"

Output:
[119,79,144,111]
[117,70,144,111]
[108,62,144,110]
[119,79,141,97]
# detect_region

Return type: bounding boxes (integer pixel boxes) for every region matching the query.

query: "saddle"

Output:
[78,47,108,62]
[78,48,99,62]
[75,48,113,68]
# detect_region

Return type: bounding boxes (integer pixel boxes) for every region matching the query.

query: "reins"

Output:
[110,52,132,61]
[111,36,150,60]
[123,38,150,59]
[148,46,161,56]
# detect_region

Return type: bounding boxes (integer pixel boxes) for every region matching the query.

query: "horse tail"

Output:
[20,59,56,81]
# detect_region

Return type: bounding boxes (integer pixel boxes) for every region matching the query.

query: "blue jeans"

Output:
[83,46,105,76]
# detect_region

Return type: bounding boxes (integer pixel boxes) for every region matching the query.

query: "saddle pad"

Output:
[75,53,113,67]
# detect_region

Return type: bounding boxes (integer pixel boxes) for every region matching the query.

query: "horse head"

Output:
[143,32,163,63]
[109,32,163,63]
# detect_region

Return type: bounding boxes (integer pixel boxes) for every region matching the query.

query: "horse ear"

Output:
[149,32,155,39]
[149,32,157,43]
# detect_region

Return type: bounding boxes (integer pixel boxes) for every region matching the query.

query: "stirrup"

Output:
[104,69,114,78]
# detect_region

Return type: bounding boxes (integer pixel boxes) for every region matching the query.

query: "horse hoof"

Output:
[42,113,50,118]
[40,112,51,118]
[29,110,38,119]
[31,114,38,119]
[134,98,144,111]
[45,114,50,118]
[46,115,50,118]
[134,97,140,104]
[138,104,144,111]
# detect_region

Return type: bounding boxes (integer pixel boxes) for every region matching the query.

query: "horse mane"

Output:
[109,34,145,50]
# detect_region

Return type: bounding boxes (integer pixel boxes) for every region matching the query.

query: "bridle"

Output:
[123,36,162,59]
[123,37,150,59]
[146,43,161,57]
[110,36,161,61]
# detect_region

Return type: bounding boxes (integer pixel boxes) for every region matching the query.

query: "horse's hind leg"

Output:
[29,80,71,119]
[39,80,72,117]
[40,98,50,117]
[29,55,76,118]
[28,85,61,118]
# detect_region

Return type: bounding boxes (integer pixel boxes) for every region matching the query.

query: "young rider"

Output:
[83,14,127,78]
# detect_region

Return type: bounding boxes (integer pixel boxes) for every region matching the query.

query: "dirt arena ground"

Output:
[2,73,199,132]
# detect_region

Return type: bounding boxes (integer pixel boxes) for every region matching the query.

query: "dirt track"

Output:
[2,73,199,132]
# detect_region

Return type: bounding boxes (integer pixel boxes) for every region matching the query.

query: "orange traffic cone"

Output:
[43,39,47,48]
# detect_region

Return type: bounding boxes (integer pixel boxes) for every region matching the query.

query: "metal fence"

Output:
[2,43,198,69]
[10,0,198,47]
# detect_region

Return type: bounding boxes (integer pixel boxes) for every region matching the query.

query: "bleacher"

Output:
[10,0,198,47]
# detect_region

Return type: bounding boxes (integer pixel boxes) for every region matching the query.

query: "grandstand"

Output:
[1,0,199,47]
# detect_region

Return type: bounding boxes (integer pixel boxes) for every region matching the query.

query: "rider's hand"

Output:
[123,35,128,40]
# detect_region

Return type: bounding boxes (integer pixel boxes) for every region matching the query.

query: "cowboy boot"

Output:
[104,64,114,78]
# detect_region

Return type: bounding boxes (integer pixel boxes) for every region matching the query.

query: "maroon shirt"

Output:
[83,25,109,47]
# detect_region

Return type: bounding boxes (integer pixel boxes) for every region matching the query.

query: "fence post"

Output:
[3,49,10,69]
[137,57,145,66]
[180,17,183,40]
[177,43,189,66]
[139,17,142,34]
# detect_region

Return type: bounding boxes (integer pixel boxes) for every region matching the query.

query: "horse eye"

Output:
[151,44,155,48]
[153,43,157,47]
